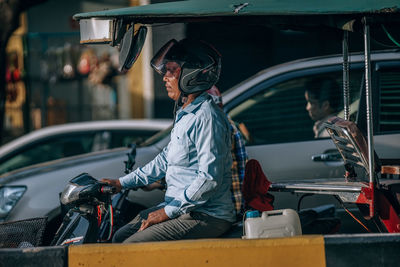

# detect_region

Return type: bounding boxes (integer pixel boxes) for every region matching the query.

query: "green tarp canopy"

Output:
[74,0,400,30]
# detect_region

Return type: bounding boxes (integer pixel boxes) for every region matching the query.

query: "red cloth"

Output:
[242,159,274,211]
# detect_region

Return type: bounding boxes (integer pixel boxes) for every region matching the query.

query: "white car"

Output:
[1,50,400,234]
[0,119,172,176]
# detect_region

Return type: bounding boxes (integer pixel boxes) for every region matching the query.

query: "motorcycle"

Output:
[51,144,143,246]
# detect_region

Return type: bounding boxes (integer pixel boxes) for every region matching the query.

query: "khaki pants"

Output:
[113,206,232,243]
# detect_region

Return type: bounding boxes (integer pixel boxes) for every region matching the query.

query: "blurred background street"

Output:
[3,0,397,144]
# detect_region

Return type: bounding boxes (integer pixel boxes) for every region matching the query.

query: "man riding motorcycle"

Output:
[102,38,235,243]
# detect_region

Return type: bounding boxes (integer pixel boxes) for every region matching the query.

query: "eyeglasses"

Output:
[163,62,181,78]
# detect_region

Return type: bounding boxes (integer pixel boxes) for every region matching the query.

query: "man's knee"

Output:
[112,221,141,243]
[112,228,126,243]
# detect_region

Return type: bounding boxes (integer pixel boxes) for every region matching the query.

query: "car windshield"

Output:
[138,126,172,147]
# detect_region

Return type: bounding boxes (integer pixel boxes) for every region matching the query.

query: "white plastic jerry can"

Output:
[242,209,302,239]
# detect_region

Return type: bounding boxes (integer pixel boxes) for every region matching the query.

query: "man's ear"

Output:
[321,100,331,111]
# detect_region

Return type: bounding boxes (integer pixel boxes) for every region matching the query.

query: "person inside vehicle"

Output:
[304,76,340,138]
[101,38,236,243]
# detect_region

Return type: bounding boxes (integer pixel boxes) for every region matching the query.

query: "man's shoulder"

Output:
[206,103,229,123]
[195,98,220,116]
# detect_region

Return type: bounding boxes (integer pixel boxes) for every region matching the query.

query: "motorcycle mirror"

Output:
[124,143,137,174]
[119,25,147,72]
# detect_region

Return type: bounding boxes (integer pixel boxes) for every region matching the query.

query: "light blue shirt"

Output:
[119,92,235,222]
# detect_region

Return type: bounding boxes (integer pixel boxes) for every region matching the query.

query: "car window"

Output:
[140,126,172,147]
[0,134,94,174]
[228,70,362,145]
[91,130,162,151]
[377,67,400,133]
[110,130,161,148]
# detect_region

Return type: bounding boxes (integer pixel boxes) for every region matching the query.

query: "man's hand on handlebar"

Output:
[100,178,122,193]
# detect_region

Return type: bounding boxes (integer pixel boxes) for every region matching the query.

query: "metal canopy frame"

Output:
[341,18,375,217]
[362,18,376,188]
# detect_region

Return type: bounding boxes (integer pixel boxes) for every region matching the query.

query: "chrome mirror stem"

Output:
[342,31,350,121]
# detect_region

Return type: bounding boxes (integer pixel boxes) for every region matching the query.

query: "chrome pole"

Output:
[363,17,375,185]
[343,31,350,121]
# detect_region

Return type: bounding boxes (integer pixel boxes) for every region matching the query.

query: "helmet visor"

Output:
[150,39,179,75]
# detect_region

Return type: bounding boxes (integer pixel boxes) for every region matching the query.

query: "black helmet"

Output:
[151,38,221,95]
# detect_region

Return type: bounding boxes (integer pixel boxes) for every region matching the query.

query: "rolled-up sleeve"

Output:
[164,115,230,218]
[119,146,169,189]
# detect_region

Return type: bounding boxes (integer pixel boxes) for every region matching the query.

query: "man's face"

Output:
[163,61,181,101]
[305,91,329,121]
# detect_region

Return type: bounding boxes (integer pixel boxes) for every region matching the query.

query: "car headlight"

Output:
[0,186,27,220]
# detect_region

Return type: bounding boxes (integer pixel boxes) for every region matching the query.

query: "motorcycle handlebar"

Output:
[100,185,117,194]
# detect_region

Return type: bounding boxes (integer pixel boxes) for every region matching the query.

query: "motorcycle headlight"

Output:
[0,186,27,220]
[60,173,100,205]
[60,183,80,205]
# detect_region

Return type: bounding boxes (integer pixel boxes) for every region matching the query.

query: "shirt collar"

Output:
[175,92,210,121]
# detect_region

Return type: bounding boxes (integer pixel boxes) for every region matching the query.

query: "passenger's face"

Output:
[163,62,181,101]
[305,91,327,121]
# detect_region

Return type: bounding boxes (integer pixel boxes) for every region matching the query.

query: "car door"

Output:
[226,64,364,182]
